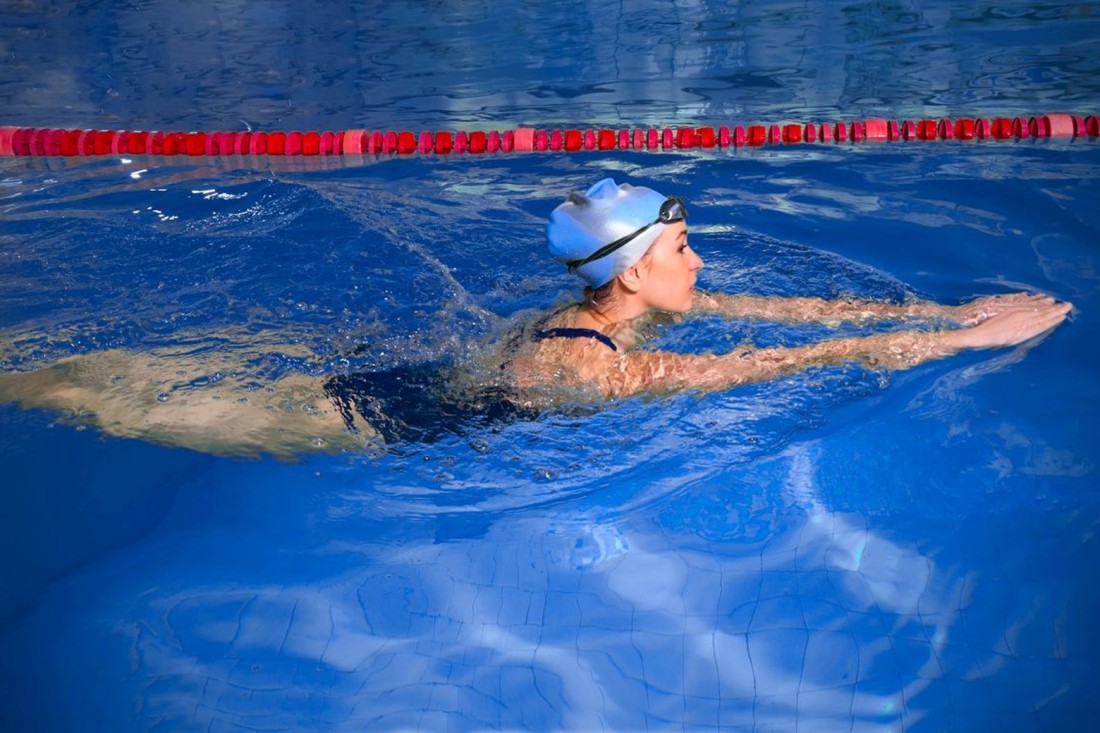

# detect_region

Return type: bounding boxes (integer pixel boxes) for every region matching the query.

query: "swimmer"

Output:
[0,178,1073,457]
[506,178,1072,398]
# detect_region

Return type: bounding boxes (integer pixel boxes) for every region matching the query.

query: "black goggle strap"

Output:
[565,196,687,272]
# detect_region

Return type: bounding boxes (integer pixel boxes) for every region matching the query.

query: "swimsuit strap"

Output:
[531,327,618,352]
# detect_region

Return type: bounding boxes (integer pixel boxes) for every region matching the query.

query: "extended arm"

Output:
[600,300,1071,398]
[692,290,1057,328]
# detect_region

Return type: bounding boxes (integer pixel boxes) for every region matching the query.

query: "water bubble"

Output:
[534,467,556,481]
[156,392,171,403]
[469,438,491,454]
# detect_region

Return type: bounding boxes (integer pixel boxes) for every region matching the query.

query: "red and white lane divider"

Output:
[1,114,1096,157]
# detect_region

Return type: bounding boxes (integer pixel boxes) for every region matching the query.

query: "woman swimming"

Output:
[0,178,1072,457]
[507,178,1071,398]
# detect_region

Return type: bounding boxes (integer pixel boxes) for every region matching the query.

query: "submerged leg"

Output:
[0,348,375,459]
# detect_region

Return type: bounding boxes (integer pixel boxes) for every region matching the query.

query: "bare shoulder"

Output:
[519,334,620,385]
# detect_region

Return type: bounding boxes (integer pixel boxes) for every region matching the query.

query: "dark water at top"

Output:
[2,0,1099,130]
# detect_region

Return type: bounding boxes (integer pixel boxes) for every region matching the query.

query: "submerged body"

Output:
[507,288,1069,399]
[0,178,1073,458]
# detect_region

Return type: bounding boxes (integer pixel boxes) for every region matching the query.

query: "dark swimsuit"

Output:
[323,363,532,444]
[531,327,618,352]
[323,317,616,444]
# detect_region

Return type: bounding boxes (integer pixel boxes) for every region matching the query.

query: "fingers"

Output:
[1001,301,1069,322]
[959,300,1072,348]
[1006,301,1072,342]
[1016,293,1056,308]
[1039,301,1073,329]
[993,291,1050,302]
[964,292,1060,326]
[1030,305,1066,329]
[1019,300,1070,319]
[984,292,1055,310]
[1021,312,1067,342]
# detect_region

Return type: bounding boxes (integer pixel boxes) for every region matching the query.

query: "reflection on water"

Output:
[0,441,984,731]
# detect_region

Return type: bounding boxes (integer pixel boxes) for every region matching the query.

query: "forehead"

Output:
[651,221,687,251]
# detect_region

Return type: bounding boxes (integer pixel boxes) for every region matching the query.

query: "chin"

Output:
[650,288,695,313]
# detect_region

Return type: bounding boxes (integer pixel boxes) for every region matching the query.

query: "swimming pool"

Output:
[2,1,1099,731]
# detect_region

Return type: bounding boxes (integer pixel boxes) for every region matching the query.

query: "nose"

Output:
[690,248,704,271]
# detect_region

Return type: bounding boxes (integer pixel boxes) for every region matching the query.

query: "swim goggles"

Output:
[566,195,688,272]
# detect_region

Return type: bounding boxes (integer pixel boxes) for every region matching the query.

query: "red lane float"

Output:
[1,114,1095,157]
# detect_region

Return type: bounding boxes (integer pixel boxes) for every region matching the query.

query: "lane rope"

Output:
[1,114,1096,157]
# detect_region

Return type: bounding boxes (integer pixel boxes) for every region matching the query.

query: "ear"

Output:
[616,263,646,294]
[616,250,654,294]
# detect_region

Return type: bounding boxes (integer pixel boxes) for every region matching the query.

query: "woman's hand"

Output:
[944,300,1073,350]
[854,300,1071,372]
[949,292,1058,326]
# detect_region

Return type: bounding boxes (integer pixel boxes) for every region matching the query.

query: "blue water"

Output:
[2,2,1100,731]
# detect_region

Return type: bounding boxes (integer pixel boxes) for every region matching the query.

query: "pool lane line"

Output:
[1,114,1096,157]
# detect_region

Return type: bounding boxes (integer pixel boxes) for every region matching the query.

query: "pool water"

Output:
[2,2,1099,731]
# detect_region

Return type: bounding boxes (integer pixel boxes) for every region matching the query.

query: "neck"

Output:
[578,290,649,329]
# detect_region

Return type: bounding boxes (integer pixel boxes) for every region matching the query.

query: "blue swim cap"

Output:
[547,178,670,288]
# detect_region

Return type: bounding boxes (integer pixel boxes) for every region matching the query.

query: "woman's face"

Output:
[637,222,703,312]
